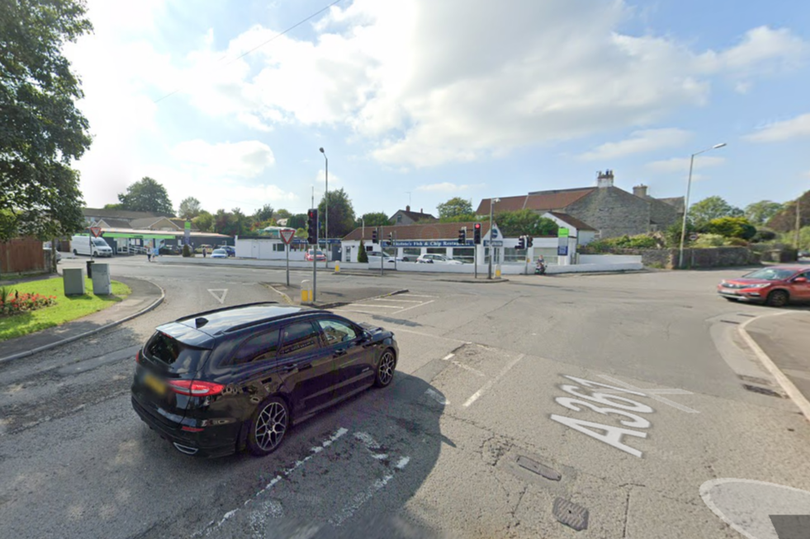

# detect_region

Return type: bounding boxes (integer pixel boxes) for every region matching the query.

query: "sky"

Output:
[64,0,810,219]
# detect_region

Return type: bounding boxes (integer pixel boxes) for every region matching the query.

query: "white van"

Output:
[71,235,113,257]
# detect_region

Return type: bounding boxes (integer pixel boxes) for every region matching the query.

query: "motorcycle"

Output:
[534,259,546,275]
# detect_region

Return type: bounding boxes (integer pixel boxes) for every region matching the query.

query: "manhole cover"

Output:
[743,384,784,398]
[553,497,589,531]
[516,455,561,481]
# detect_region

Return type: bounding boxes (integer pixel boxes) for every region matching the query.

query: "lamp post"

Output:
[488,197,500,279]
[678,143,727,269]
[319,147,328,268]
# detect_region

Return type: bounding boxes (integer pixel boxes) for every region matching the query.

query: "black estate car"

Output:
[131,302,398,457]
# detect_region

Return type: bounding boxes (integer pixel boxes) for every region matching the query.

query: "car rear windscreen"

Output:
[145,331,206,369]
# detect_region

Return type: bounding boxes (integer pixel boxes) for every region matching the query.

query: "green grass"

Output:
[0,277,131,341]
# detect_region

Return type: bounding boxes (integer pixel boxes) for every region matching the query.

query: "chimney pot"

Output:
[597,169,614,188]
[406,205,410,212]
[633,184,648,198]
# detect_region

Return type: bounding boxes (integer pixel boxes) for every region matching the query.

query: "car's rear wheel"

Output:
[374,349,397,388]
[766,290,789,307]
[247,396,289,456]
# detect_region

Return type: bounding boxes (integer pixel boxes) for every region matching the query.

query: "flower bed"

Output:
[0,288,57,317]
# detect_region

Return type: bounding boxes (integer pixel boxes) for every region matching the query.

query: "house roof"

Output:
[98,227,229,238]
[95,218,132,229]
[390,209,437,222]
[129,217,175,229]
[82,208,171,220]
[343,221,492,241]
[169,218,198,231]
[657,197,685,213]
[546,212,597,231]
[476,188,595,214]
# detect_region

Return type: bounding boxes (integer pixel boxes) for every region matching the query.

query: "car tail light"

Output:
[168,379,225,397]
[181,426,205,432]
[136,350,141,364]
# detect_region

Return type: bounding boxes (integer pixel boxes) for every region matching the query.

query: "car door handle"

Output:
[333,350,347,358]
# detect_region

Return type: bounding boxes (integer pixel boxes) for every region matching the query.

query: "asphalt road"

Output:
[2,257,810,538]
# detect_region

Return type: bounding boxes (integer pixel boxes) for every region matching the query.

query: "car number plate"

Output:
[143,372,166,395]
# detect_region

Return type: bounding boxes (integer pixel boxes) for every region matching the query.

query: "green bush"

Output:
[357,240,368,263]
[665,221,695,248]
[705,217,757,239]
[751,228,777,243]
[583,233,662,253]
[692,234,727,247]
[726,237,749,247]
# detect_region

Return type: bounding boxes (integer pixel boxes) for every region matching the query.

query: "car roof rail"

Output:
[174,301,279,323]
[223,309,315,334]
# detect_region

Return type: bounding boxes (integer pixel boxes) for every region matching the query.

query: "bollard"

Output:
[495,265,502,279]
[300,280,312,303]
[334,262,340,273]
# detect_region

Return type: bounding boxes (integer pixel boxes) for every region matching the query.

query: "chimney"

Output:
[596,169,614,188]
[406,205,410,212]
[420,208,423,213]
[633,184,648,198]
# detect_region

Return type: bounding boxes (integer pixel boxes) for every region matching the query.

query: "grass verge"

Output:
[0,277,131,341]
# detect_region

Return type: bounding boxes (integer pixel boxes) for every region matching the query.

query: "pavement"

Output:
[0,275,164,364]
[743,310,810,421]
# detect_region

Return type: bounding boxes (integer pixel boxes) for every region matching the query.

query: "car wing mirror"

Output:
[794,277,808,283]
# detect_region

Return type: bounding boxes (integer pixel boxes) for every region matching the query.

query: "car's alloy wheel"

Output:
[766,290,789,307]
[374,349,396,388]
[248,397,289,456]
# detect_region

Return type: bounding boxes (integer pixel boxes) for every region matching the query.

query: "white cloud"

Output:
[744,113,810,142]
[172,140,275,178]
[416,182,470,193]
[700,26,808,75]
[579,128,692,161]
[646,156,725,174]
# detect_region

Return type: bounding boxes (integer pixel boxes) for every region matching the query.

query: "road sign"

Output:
[558,227,569,238]
[280,228,295,245]
[89,227,102,237]
[485,240,503,247]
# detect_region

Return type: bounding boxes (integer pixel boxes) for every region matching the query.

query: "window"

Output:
[453,247,474,263]
[279,321,321,356]
[317,319,358,345]
[403,248,420,257]
[503,247,527,262]
[145,332,205,367]
[427,248,447,255]
[273,243,285,252]
[234,329,280,364]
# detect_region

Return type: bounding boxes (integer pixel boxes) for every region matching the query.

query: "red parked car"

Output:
[304,249,327,262]
[717,266,810,307]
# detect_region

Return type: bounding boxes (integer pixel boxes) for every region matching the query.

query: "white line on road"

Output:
[400,294,435,298]
[463,354,525,408]
[395,300,435,314]
[207,288,228,304]
[372,298,425,303]
[442,353,455,361]
[349,303,402,309]
[598,375,700,414]
[329,457,411,527]
[452,360,485,377]
[425,388,449,405]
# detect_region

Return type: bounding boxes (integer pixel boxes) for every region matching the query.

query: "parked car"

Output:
[305,249,327,262]
[416,254,463,265]
[717,266,810,307]
[367,251,397,264]
[217,245,235,257]
[131,303,398,457]
[159,245,181,255]
[211,248,228,259]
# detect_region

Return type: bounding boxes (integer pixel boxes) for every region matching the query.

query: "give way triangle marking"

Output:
[208,289,228,304]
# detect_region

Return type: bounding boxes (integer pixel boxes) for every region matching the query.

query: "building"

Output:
[389,206,438,226]
[476,171,683,239]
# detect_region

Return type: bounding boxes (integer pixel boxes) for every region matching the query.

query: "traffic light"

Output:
[473,223,481,244]
[526,236,533,248]
[388,232,393,243]
[372,228,378,243]
[517,236,525,250]
[458,227,466,244]
[307,209,318,245]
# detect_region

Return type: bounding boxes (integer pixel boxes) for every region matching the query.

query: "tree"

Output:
[688,196,743,229]
[357,239,368,262]
[744,200,784,226]
[438,213,477,223]
[437,197,473,220]
[274,209,291,220]
[318,188,356,238]
[295,227,307,238]
[287,213,307,230]
[358,212,390,227]
[117,177,174,215]
[212,208,250,236]
[766,191,810,232]
[252,204,274,223]
[0,0,93,241]
[495,210,558,237]
[705,217,757,240]
[178,197,202,219]
[193,211,213,232]
[104,203,124,210]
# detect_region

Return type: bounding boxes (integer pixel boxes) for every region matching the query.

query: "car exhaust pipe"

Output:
[173,443,199,455]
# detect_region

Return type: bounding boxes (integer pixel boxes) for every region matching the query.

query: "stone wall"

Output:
[566,186,650,238]
[601,247,759,269]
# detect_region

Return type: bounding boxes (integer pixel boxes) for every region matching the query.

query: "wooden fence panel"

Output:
[0,238,45,274]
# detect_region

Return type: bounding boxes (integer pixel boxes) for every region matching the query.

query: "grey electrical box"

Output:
[63,268,84,296]
[91,263,112,295]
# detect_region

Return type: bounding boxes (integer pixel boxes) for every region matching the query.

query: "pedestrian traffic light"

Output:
[474,223,481,244]
[517,236,525,250]
[372,228,378,243]
[526,236,533,248]
[458,227,466,244]
[307,209,318,245]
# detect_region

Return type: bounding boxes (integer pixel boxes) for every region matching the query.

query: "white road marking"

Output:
[329,457,412,527]
[400,294,435,298]
[550,415,647,458]
[349,303,401,309]
[207,288,228,304]
[395,300,435,314]
[463,354,525,407]
[372,298,425,303]
[395,456,410,469]
[598,375,700,414]
[425,388,449,405]
[442,353,455,361]
[452,360,485,377]
[354,431,381,449]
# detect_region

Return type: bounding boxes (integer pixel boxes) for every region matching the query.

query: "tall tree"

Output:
[495,210,558,237]
[318,188,356,238]
[252,204,274,223]
[766,191,810,232]
[193,210,213,232]
[117,177,174,215]
[358,212,390,227]
[0,0,93,241]
[437,197,473,220]
[286,213,307,230]
[212,208,250,236]
[274,208,291,220]
[744,200,784,226]
[178,197,202,219]
[688,196,743,228]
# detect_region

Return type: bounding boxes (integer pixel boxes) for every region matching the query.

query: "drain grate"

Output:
[516,455,561,481]
[553,498,589,531]
[743,384,784,398]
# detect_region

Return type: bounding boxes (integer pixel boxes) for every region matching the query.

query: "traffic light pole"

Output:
[380,228,384,276]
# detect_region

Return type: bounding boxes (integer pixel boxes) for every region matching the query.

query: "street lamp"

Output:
[488,197,500,279]
[678,143,727,269]
[319,147,328,267]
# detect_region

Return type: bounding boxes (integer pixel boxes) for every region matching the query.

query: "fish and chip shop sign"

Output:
[390,240,475,248]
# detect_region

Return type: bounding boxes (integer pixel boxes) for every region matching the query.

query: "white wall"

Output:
[235,238,308,260]
[578,254,642,265]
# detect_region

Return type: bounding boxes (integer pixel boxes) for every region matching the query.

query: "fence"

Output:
[0,238,46,274]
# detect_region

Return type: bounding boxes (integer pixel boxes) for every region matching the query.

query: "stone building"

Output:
[389,206,437,226]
